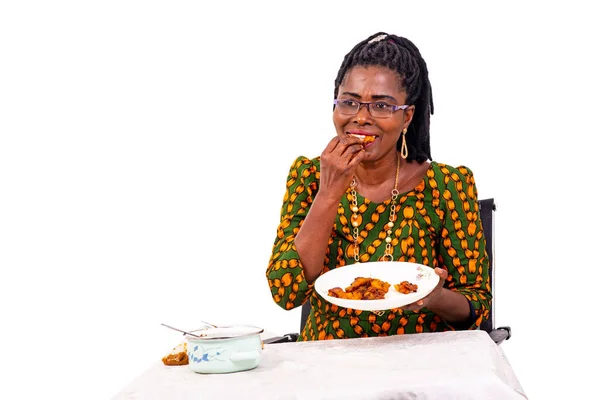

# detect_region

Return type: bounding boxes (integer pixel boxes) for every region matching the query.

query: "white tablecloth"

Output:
[113,330,526,400]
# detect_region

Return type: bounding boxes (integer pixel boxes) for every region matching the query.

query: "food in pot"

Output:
[162,342,188,366]
[394,281,418,294]
[328,277,390,300]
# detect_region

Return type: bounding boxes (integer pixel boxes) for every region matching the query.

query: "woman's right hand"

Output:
[318,136,365,201]
[293,136,365,283]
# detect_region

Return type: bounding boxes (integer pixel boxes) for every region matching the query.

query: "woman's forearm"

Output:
[294,192,341,283]
[427,288,471,323]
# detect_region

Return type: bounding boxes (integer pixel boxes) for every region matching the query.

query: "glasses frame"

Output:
[333,99,409,118]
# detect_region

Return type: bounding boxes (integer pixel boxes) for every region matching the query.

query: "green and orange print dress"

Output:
[266,156,491,341]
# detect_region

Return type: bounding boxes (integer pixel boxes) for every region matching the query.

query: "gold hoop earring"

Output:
[400,128,408,159]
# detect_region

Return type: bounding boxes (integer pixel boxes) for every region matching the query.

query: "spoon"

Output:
[200,320,217,328]
[160,323,202,338]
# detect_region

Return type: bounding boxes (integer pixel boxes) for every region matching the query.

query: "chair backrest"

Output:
[478,198,495,333]
[300,198,496,333]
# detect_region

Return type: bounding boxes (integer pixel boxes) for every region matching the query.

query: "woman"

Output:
[266,32,491,341]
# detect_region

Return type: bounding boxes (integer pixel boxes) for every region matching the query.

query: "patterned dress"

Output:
[266,156,491,341]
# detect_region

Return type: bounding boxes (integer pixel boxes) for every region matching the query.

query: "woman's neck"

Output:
[354,152,400,189]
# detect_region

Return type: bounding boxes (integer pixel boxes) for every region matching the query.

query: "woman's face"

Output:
[333,66,414,161]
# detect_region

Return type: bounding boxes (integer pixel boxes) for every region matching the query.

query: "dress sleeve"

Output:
[266,156,320,311]
[437,165,492,330]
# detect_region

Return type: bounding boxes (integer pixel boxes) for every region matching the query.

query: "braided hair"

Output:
[334,32,434,163]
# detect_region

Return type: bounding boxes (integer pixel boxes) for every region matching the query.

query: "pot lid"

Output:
[185,325,264,341]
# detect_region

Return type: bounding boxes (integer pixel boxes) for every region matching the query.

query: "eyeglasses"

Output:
[333,99,409,118]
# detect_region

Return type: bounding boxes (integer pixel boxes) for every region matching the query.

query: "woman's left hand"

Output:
[401,267,447,312]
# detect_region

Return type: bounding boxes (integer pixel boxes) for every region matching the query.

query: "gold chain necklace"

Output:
[350,152,401,263]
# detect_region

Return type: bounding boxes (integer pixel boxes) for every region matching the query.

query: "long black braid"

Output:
[334,32,434,163]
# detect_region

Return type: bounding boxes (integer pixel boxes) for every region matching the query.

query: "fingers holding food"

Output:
[348,134,377,148]
[362,135,376,145]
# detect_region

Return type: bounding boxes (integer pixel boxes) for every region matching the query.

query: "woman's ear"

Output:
[403,105,415,131]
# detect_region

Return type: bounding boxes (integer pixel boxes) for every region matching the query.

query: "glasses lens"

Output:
[336,100,358,115]
[369,103,393,118]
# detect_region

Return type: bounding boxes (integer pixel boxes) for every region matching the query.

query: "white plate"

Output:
[314,261,440,311]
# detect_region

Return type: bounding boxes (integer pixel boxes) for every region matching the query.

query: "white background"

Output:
[1,1,598,399]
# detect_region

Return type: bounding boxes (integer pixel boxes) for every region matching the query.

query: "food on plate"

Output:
[161,342,188,366]
[394,281,418,294]
[328,277,390,300]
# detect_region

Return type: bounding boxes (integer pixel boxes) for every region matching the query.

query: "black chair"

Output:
[265,198,511,345]
[478,198,511,344]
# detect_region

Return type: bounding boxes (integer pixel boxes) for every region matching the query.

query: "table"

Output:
[113,330,527,400]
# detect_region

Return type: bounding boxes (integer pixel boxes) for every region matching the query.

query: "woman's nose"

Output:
[353,104,373,125]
